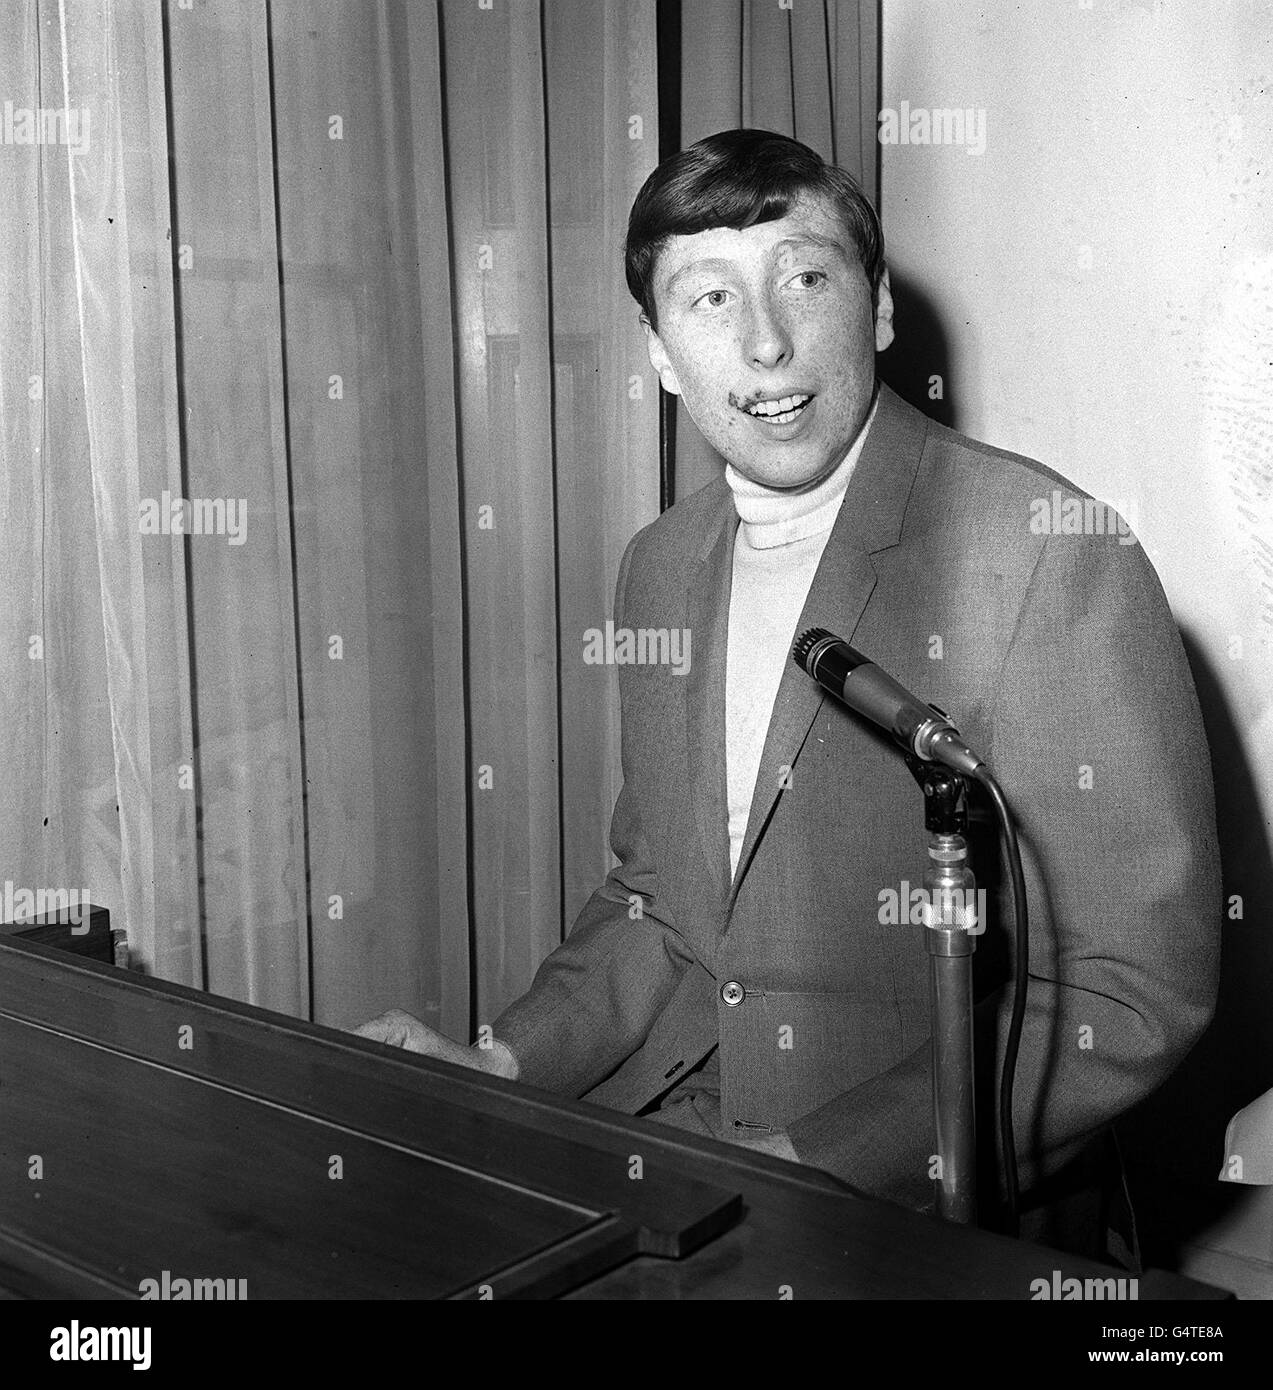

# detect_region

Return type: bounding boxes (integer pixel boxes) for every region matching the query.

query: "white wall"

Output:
[880,0,1273,1294]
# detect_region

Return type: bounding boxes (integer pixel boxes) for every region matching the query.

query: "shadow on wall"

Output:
[876,269,957,431]
[1119,630,1273,1274]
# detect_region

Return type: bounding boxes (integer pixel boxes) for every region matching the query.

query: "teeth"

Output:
[747,393,810,419]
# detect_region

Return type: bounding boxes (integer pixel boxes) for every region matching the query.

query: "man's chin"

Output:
[727,454,839,493]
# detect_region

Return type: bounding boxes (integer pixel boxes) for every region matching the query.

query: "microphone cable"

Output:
[971,765,1029,1237]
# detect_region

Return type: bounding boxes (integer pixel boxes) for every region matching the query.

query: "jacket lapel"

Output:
[726,383,930,914]
[683,497,737,907]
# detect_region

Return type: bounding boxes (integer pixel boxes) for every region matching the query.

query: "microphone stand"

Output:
[790,628,1029,1232]
[905,754,978,1225]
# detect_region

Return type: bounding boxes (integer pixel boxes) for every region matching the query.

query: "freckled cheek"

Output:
[799,306,864,356]
[671,336,741,417]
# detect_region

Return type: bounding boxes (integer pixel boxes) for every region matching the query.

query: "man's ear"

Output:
[873,267,895,353]
[641,316,682,397]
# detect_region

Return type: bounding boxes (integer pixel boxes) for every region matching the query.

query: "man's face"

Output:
[642,192,893,490]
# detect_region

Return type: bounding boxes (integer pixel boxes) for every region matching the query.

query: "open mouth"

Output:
[742,392,813,426]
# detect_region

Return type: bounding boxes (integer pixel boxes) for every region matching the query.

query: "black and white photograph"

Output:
[0,0,1268,1357]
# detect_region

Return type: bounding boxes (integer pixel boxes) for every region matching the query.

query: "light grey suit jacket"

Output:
[493,383,1220,1220]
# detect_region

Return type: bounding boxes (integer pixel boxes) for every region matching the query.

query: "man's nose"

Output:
[744,294,793,369]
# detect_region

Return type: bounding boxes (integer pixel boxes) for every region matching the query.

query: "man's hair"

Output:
[624,128,885,328]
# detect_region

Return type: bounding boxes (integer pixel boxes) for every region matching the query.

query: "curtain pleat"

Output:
[441,0,660,1026]
[0,1,116,958]
[450,0,564,1022]
[60,0,167,988]
[268,0,461,1031]
[0,0,205,984]
[162,0,309,1010]
[399,1,472,1042]
[557,0,661,948]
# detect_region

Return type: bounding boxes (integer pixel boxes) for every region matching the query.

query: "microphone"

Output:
[792,628,986,776]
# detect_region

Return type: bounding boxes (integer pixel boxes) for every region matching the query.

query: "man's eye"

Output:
[696,289,730,309]
[790,270,827,289]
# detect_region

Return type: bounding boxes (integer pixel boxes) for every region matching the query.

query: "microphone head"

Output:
[792,627,833,673]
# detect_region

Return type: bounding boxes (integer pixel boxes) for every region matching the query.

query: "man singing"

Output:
[356,129,1219,1256]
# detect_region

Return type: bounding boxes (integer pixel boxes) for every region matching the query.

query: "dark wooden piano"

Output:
[0,917,1229,1300]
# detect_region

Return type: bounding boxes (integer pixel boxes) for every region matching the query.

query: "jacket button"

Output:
[720,980,745,1007]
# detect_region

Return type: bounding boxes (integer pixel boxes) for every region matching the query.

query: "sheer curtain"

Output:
[1,0,658,1035]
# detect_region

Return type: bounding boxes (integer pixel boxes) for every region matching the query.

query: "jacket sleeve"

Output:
[490,533,697,1097]
[784,527,1222,1211]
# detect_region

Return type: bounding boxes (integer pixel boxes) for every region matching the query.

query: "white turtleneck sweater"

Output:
[724,395,878,879]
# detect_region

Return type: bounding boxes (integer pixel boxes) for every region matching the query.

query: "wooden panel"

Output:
[0,936,739,1299]
[0,1013,608,1297]
[0,936,1231,1300]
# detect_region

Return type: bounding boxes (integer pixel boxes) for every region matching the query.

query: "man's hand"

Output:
[351,1009,518,1080]
[727,1128,800,1163]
